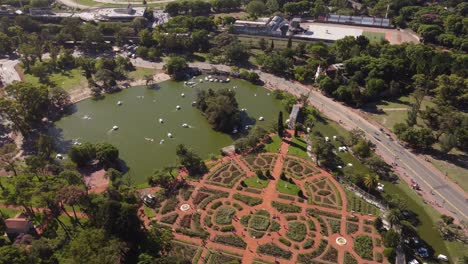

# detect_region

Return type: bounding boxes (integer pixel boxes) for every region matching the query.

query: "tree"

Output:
[195,88,241,133]
[95,69,116,88]
[246,1,266,17]
[36,134,55,160]
[0,246,31,264]
[434,74,467,110]
[95,143,119,167]
[277,111,284,137]
[386,209,401,228]
[351,139,372,159]
[265,0,279,13]
[144,74,154,87]
[363,174,379,193]
[0,32,13,55]
[0,144,19,176]
[69,143,96,167]
[383,229,400,248]
[62,228,128,264]
[4,82,50,125]
[310,133,336,168]
[49,86,71,111]
[164,56,188,81]
[176,144,207,176]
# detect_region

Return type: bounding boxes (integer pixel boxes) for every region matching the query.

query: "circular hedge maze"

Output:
[305,176,343,210]
[241,153,277,172]
[283,156,320,180]
[205,161,246,188]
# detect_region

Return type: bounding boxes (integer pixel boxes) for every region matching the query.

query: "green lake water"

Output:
[52,77,285,184]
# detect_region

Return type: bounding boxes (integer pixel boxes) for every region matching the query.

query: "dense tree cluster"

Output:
[195,88,241,133]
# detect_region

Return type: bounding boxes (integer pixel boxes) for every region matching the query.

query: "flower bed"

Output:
[257,243,292,260]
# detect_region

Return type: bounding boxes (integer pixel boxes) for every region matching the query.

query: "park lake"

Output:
[51,77,286,184]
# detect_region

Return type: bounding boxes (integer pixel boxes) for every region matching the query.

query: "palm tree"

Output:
[363,174,379,193]
[386,209,401,228]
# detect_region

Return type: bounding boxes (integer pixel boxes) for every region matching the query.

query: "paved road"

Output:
[3,57,467,221]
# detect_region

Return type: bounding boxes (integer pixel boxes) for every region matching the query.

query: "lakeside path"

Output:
[3,57,466,221]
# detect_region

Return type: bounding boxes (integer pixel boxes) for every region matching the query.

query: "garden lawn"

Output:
[287,136,309,159]
[0,206,21,218]
[264,135,282,153]
[276,179,300,196]
[244,176,269,189]
[128,67,156,80]
[362,31,385,43]
[23,68,86,91]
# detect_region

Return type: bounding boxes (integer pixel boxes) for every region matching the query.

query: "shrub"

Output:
[233,203,243,211]
[329,219,341,234]
[286,222,307,242]
[303,239,314,249]
[220,225,235,232]
[204,215,212,227]
[210,201,223,210]
[344,252,358,264]
[214,234,247,249]
[279,237,292,247]
[271,201,301,213]
[270,220,281,232]
[297,239,327,261]
[180,214,192,228]
[376,252,383,263]
[285,215,298,221]
[179,187,193,201]
[161,197,178,214]
[240,215,250,227]
[249,215,270,231]
[160,213,178,224]
[214,207,235,225]
[257,243,292,259]
[279,194,296,201]
[346,222,359,235]
[322,246,338,262]
[354,235,373,260]
[307,219,316,231]
[233,193,263,206]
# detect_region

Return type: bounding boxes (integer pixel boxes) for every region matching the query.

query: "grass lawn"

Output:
[277,179,300,196]
[238,36,302,50]
[143,205,156,218]
[128,67,156,80]
[23,68,86,91]
[429,144,468,192]
[0,206,22,218]
[362,31,386,43]
[244,176,269,189]
[264,134,282,153]
[287,136,309,159]
[364,95,434,131]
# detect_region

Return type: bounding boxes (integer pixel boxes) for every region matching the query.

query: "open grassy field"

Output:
[244,175,269,189]
[23,68,87,91]
[362,31,386,43]
[264,134,282,153]
[364,96,467,193]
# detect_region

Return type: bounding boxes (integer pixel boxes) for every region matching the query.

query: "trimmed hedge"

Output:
[286,222,307,242]
[257,243,292,260]
[233,193,263,206]
[214,234,247,249]
[160,213,179,224]
[271,201,301,213]
[279,237,292,247]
